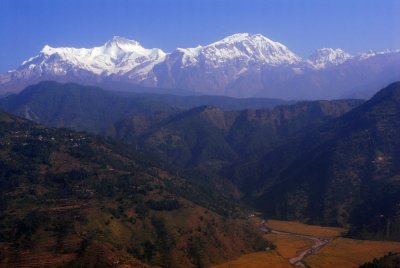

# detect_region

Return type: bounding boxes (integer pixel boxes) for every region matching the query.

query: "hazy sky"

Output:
[1,0,399,72]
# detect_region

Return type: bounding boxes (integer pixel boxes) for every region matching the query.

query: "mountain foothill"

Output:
[0,33,400,268]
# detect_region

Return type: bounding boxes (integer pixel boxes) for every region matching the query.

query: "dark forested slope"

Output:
[247,82,400,240]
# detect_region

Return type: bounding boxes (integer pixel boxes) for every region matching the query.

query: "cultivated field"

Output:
[305,237,400,268]
[265,220,345,237]
[212,251,292,268]
[214,219,400,268]
[264,233,314,259]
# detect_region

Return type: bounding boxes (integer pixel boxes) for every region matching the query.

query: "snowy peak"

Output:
[102,36,144,55]
[207,33,301,65]
[172,33,301,68]
[41,36,145,57]
[214,33,271,45]
[218,33,252,43]
[4,34,399,98]
[107,36,141,46]
[20,37,166,76]
[215,33,279,47]
[40,45,56,55]
[357,49,400,60]
[307,48,352,69]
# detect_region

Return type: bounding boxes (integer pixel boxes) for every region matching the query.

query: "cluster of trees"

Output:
[147,199,181,211]
[359,252,400,268]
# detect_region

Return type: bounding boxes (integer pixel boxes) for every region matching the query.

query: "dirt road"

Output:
[261,224,333,267]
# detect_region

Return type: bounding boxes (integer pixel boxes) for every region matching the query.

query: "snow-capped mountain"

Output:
[173,33,301,68]
[1,33,399,99]
[152,33,302,95]
[15,36,166,82]
[356,49,400,60]
[307,48,352,69]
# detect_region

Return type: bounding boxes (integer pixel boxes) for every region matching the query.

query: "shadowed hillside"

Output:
[108,99,362,191]
[245,82,400,240]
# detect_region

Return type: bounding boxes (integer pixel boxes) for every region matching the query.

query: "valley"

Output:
[1,81,400,267]
[214,219,400,268]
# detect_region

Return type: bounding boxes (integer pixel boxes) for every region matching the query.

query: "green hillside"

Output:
[0,111,270,267]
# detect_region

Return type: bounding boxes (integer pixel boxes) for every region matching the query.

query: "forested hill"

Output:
[0,111,269,267]
[0,81,292,133]
[247,82,400,240]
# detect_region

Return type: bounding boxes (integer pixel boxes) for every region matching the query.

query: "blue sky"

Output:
[0,0,399,72]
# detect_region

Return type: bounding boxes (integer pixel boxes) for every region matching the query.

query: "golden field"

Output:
[264,233,313,259]
[214,220,400,268]
[212,251,292,268]
[265,219,345,237]
[305,237,400,268]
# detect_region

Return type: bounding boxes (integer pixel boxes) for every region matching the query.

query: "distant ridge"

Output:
[1,33,399,99]
[0,81,293,133]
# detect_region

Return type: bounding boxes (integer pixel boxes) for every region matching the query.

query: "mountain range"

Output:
[0,81,292,133]
[1,33,399,99]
